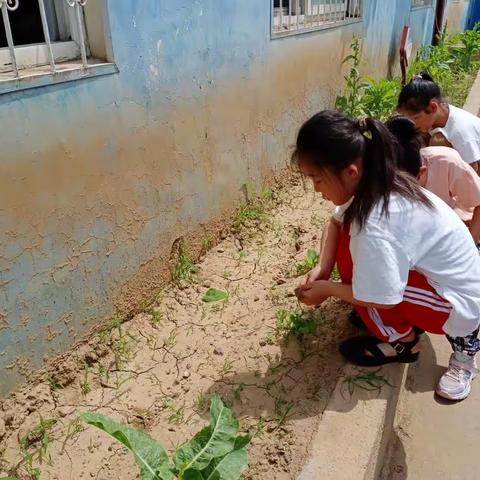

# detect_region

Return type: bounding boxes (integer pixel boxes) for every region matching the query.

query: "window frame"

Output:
[411,0,433,10]
[271,0,363,39]
[0,0,117,95]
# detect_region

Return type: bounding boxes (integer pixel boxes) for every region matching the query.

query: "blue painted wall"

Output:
[0,0,439,396]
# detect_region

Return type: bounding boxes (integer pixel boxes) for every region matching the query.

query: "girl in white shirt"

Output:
[294,110,480,401]
[397,72,480,173]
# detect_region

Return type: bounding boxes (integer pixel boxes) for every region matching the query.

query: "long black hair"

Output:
[385,116,425,177]
[397,71,443,113]
[292,110,432,228]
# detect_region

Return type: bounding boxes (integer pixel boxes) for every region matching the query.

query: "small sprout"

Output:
[219,358,235,377]
[46,375,64,391]
[174,245,198,283]
[193,392,209,413]
[330,264,341,281]
[149,308,163,326]
[274,398,295,429]
[80,366,91,396]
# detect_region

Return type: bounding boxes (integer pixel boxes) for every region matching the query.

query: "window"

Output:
[411,0,433,8]
[271,0,362,37]
[0,0,115,92]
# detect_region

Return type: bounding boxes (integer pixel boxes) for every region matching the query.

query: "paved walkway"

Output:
[386,333,480,480]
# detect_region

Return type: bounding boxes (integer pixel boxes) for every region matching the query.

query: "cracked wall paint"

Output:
[0,0,438,396]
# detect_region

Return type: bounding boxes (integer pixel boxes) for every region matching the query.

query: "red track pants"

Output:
[336,225,451,342]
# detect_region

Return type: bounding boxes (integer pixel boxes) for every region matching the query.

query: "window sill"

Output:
[271,18,362,39]
[0,58,118,95]
[410,5,433,11]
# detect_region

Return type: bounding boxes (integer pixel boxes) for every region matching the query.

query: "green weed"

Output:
[46,375,63,391]
[275,309,317,339]
[193,391,209,414]
[330,264,341,281]
[294,249,319,276]
[80,366,91,396]
[19,417,57,479]
[174,249,198,283]
[274,398,295,429]
[342,368,395,397]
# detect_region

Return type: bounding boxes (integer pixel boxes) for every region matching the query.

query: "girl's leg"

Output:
[336,225,450,342]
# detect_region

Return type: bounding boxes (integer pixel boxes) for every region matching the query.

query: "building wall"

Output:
[0,0,437,396]
[446,0,472,32]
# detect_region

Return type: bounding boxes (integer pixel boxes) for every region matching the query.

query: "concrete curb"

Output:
[463,68,480,115]
[297,363,406,480]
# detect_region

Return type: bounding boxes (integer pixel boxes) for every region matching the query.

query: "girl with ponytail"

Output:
[293,110,480,401]
[398,72,480,173]
[386,116,480,245]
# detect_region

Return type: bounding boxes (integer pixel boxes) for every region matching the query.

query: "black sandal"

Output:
[339,334,420,367]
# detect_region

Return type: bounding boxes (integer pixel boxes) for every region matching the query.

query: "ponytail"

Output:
[385,116,424,177]
[397,71,443,113]
[292,110,432,229]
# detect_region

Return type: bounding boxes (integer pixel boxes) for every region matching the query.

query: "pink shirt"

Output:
[422,146,480,222]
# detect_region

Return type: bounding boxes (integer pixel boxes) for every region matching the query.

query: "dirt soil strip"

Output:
[0,175,353,480]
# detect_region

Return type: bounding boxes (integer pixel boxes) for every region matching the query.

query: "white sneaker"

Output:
[436,353,478,401]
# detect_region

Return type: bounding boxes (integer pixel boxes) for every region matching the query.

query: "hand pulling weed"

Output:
[83,394,251,480]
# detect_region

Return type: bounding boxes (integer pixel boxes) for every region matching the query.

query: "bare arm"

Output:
[295,280,397,310]
[470,205,480,244]
[300,217,341,285]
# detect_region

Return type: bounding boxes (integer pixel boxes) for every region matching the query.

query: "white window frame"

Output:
[411,0,433,9]
[0,0,89,78]
[271,0,363,38]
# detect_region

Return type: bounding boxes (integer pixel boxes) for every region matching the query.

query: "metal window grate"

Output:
[0,0,89,79]
[271,0,362,37]
[411,0,432,8]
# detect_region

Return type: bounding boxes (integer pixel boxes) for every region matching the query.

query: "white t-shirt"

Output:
[334,190,480,337]
[429,104,480,164]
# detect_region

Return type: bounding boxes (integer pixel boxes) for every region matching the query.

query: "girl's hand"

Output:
[295,280,333,306]
[299,265,331,287]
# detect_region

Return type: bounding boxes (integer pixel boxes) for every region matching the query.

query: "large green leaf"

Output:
[174,395,238,473]
[82,413,174,480]
[202,288,228,303]
[200,447,249,480]
[201,435,251,480]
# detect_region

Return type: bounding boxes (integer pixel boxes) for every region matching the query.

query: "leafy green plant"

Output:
[234,202,265,228]
[174,249,198,283]
[335,35,368,118]
[275,309,317,339]
[361,77,399,121]
[202,288,229,303]
[294,249,319,276]
[82,394,250,480]
[19,417,57,479]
